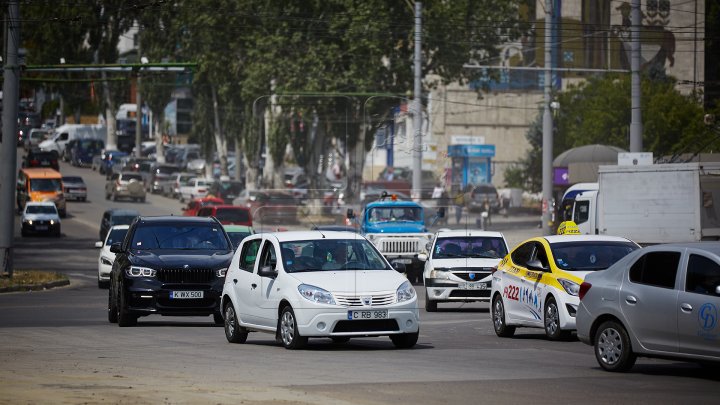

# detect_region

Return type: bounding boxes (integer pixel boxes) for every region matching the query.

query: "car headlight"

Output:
[215,267,228,277]
[298,284,336,305]
[125,266,156,277]
[558,278,580,296]
[23,219,32,225]
[49,220,55,225]
[100,257,113,266]
[397,280,416,302]
[428,267,450,280]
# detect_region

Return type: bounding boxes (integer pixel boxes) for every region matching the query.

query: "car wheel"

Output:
[492,294,516,337]
[544,297,570,340]
[595,320,636,372]
[80,197,86,202]
[425,296,438,312]
[108,284,118,323]
[117,281,137,327]
[54,227,61,237]
[390,331,419,349]
[140,196,146,203]
[223,303,248,343]
[279,306,307,350]
[331,337,351,344]
[212,312,224,326]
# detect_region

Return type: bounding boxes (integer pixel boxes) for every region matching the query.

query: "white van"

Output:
[39,124,107,154]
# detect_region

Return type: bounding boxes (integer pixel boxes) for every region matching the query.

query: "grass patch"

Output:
[0,270,68,289]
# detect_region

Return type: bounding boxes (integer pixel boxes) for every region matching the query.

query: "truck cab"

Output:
[572,190,598,235]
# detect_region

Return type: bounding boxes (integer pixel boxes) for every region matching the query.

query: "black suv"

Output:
[108,216,233,326]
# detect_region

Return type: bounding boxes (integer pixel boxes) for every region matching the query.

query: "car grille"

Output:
[381,239,419,254]
[333,319,400,333]
[449,290,491,298]
[157,268,215,283]
[334,293,396,307]
[452,270,492,281]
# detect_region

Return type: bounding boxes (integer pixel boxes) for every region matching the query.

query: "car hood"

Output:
[429,257,501,269]
[365,223,426,233]
[288,270,408,293]
[23,213,59,221]
[130,250,233,269]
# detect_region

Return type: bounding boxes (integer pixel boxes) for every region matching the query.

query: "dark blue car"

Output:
[71,139,105,167]
[98,150,128,175]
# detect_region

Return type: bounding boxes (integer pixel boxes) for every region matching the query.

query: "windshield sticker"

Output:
[136,242,142,246]
[589,254,597,264]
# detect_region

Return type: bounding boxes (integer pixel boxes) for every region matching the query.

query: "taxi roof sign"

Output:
[557,221,580,235]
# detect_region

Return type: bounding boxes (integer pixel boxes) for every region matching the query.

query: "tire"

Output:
[223,302,248,343]
[331,337,351,344]
[594,320,636,372]
[108,284,118,323]
[117,282,137,327]
[140,196,146,203]
[213,312,224,326]
[390,331,419,349]
[425,297,438,312]
[544,297,571,340]
[54,227,61,237]
[80,197,86,202]
[492,294,516,337]
[279,306,307,349]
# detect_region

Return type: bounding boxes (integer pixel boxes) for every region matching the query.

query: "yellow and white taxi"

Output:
[491,222,639,340]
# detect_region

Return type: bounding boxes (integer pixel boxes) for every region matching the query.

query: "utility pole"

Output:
[135,31,143,158]
[411,1,422,202]
[1,1,20,276]
[630,0,642,152]
[541,0,553,235]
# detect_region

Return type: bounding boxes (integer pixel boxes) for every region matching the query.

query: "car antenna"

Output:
[308,219,326,238]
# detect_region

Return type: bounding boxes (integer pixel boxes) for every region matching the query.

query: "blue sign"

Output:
[447,144,496,157]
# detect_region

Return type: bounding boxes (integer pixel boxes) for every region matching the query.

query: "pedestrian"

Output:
[454,186,468,225]
[438,190,450,226]
[482,198,492,226]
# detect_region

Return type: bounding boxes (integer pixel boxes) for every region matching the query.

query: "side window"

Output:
[59,133,69,141]
[511,242,534,267]
[629,251,681,289]
[197,208,209,217]
[258,241,277,270]
[686,254,720,296]
[534,243,550,269]
[238,239,261,272]
[573,200,590,224]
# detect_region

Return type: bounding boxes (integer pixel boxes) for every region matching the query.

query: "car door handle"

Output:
[681,303,693,313]
[625,295,637,305]
[233,279,237,284]
[251,283,257,289]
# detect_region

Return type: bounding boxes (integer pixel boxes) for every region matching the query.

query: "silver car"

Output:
[577,243,720,372]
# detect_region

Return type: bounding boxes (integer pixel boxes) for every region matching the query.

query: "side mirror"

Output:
[417,253,428,262]
[392,262,406,272]
[526,259,548,272]
[346,208,355,219]
[437,207,445,218]
[109,242,123,254]
[95,241,103,248]
[716,285,720,296]
[258,265,277,279]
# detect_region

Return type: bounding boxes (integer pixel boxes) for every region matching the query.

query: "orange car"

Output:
[181,196,224,217]
[17,167,66,217]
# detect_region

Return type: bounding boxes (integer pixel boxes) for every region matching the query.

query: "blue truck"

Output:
[347,193,440,283]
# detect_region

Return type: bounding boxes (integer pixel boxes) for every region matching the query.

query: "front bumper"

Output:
[22,222,60,235]
[295,299,420,337]
[424,279,492,302]
[123,277,224,316]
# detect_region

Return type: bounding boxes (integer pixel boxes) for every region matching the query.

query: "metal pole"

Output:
[541,0,553,234]
[629,0,643,152]
[135,32,142,158]
[411,1,422,202]
[1,1,20,276]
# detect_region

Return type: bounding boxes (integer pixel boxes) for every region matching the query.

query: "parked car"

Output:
[231,189,261,207]
[147,163,180,194]
[181,196,225,217]
[108,215,234,326]
[207,179,244,204]
[577,242,720,372]
[163,172,196,198]
[21,202,61,237]
[420,230,509,312]
[95,225,129,288]
[70,138,104,167]
[23,128,51,150]
[491,234,639,340]
[99,208,140,241]
[244,191,299,224]
[179,177,214,202]
[105,172,146,202]
[62,176,87,202]
[222,224,255,248]
[197,205,252,226]
[220,231,419,349]
[468,183,501,213]
[23,148,59,171]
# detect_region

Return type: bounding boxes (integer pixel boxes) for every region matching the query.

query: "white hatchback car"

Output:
[221,231,420,349]
[94,225,129,288]
[420,230,509,312]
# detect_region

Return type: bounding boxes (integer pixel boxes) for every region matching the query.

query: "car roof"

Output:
[26,201,56,207]
[264,230,367,242]
[311,225,360,232]
[542,235,634,244]
[640,242,720,255]
[366,200,422,209]
[20,168,62,179]
[436,230,505,238]
[136,215,219,224]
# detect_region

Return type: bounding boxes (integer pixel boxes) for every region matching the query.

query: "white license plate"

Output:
[461,282,488,290]
[393,259,412,264]
[347,309,388,320]
[170,290,203,299]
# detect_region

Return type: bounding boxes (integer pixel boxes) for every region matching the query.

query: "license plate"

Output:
[393,259,412,264]
[461,282,488,290]
[40,160,49,165]
[170,290,203,299]
[347,309,388,320]
[35,225,48,231]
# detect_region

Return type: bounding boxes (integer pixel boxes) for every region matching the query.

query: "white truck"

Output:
[571,162,720,245]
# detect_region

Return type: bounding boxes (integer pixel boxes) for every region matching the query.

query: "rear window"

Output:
[122,174,143,182]
[63,176,83,183]
[130,223,230,250]
[215,208,250,223]
[474,185,496,194]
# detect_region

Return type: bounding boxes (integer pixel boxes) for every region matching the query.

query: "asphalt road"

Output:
[1,152,719,404]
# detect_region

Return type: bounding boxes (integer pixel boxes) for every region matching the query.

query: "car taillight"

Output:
[198,189,206,193]
[579,282,592,300]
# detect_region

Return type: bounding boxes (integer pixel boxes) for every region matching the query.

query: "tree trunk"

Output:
[211,85,228,177]
[345,121,366,205]
[155,112,165,164]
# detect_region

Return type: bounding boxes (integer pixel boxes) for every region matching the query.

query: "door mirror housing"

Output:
[95,241,103,248]
[346,208,355,219]
[526,259,548,272]
[109,242,124,254]
[258,265,277,279]
[417,253,428,262]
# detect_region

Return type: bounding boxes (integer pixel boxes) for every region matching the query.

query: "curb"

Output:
[0,279,70,293]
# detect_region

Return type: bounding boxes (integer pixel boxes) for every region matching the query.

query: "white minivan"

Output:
[39,124,107,154]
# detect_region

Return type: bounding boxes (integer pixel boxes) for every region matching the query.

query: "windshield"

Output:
[215,208,250,223]
[367,206,422,222]
[550,241,639,271]
[121,174,143,182]
[433,236,508,259]
[111,215,137,226]
[26,205,57,215]
[130,224,230,250]
[106,228,129,245]
[30,178,62,192]
[280,238,392,272]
